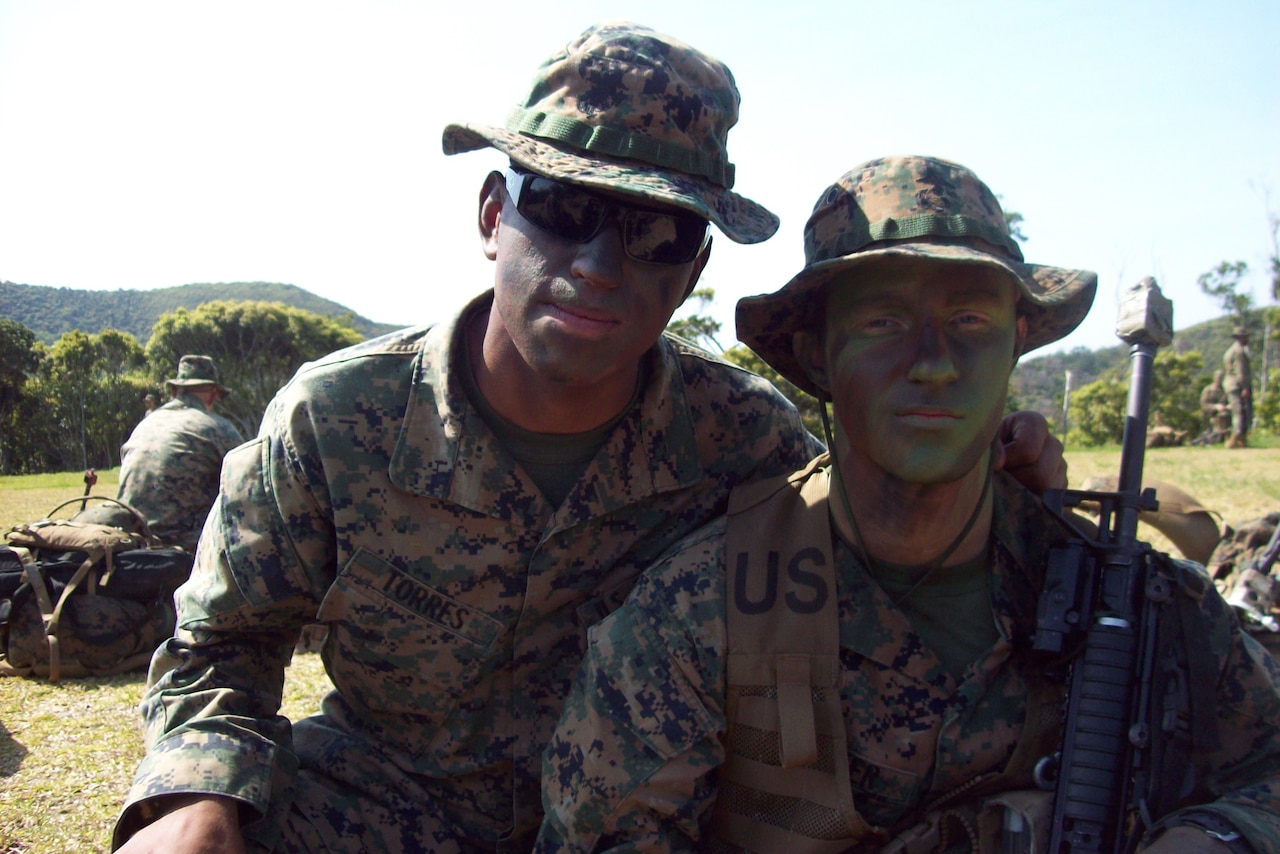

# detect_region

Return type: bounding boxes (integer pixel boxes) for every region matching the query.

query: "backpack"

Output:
[0,497,194,682]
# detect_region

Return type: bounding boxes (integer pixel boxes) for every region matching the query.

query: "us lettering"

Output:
[733,548,828,615]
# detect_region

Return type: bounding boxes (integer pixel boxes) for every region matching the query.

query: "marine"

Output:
[538,155,1280,853]
[79,354,243,552]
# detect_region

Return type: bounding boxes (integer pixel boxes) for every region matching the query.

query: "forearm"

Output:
[538,593,725,851]
[121,625,300,828]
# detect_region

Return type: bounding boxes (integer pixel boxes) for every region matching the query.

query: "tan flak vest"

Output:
[708,458,1059,854]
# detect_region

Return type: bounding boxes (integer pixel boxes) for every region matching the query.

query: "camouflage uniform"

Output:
[1224,331,1253,446]
[109,391,243,552]
[537,467,1280,852]
[539,156,1280,852]
[113,292,817,851]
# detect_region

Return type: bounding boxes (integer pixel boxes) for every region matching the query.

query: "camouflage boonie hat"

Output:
[1232,325,1250,338]
[442,21,778,244]
[166,355,229,395]
[737,155,1098,399]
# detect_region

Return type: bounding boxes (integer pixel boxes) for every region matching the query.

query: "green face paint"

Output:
[816,260,1021,485]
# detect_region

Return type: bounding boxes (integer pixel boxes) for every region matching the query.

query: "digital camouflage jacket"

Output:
[111,393,244,552]
[114,291,817,851]
[537,468,1280,853]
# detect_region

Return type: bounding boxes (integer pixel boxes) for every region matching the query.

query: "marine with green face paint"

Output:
[537,156,1280,853]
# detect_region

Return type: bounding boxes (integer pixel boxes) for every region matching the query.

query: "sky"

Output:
[1,0,1277,358]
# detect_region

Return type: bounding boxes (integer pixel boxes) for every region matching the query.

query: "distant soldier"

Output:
[1197,370,1231,444]
[79,355,244,551]
[1223,326,1253,448]
[142,393,157,417]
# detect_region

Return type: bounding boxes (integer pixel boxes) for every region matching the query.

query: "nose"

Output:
[905,321,959,384]
[570,221,626,289]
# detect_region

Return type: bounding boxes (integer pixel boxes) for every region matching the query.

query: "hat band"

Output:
[814,213,1024,265]
[505,106,736,188]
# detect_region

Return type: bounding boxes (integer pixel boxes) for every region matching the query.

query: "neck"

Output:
[830,435,994,568]
[467,309,641,434]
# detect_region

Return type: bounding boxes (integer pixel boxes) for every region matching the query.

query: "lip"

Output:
[896,406,962,427]
[543,300,620,335]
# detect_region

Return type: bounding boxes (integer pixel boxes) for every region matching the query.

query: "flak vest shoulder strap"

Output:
[710,457,877,853]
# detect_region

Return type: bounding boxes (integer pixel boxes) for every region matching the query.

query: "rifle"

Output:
[1032,277,1196,853]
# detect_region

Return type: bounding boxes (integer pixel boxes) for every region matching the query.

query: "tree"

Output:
[1069,375,1128,446]
[146,300,364,437]
[29,329,151,470]
[1149,349,1206,436]
[1197,260,1253,322]
[0,319,39,473]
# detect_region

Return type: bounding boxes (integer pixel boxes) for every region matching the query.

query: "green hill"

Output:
[1010,309,1274,420]
[0,280,403,345]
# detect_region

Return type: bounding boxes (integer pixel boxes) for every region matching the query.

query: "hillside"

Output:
[0,280,403,344]
[1010,309,1274,419]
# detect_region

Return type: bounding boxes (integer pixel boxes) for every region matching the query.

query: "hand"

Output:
[995,410,1067,494]
[116,795,246,854]
[1139,825,1236,852]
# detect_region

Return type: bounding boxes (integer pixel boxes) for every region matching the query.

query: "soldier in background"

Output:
[538,156,1280,853]
[142,393,157,417]
[112,28,1068,854]
[78,354,243,552]
[1198,369,1231,444]
[1223,325,1253,448]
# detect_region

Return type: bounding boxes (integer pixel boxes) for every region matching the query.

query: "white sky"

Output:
[1,0,1277,357]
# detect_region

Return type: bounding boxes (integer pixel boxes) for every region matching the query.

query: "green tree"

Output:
[1149,349,1206,436]
[1197,260,1253,322]
[31,329,150,470]
[146,300,364,437]
[93,330,150,466]
[1069,375,1128,446]
[0,319,40,473]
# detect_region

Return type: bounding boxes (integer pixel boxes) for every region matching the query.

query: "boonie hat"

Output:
[442,21,777,244]
[166,355,229,395]
[1232,325,1250,338]
[737,155,1098,398]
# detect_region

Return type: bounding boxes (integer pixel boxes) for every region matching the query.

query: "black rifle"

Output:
[1032,277,1189,853]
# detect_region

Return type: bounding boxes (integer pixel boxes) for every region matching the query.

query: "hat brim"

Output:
[167,379,230,396]
[442,122,779,245]
[736,244,1098,399]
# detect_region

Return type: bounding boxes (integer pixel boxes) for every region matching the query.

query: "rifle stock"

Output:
[1033,277,1176,853]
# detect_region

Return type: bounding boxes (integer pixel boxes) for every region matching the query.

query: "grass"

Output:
[1,443,1278,851]
[1,470,334,853]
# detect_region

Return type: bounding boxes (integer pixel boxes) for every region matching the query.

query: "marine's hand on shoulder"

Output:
[116,794,245,854]
[995,410,1068,494]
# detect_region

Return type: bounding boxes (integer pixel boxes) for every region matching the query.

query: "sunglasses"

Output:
[504,168,710,265]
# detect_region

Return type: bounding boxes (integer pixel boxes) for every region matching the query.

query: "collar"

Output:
[387,290,707,528]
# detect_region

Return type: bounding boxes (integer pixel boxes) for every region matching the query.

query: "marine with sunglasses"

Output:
[112,24,1067,854]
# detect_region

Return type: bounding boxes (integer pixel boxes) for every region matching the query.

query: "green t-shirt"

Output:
[865,545,998,681]
[461,343,645,507]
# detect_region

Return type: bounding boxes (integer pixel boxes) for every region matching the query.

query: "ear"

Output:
[479,171,506,261]
[1012,315,1029,365]
[678,234,714,305]
[792,328,831,395]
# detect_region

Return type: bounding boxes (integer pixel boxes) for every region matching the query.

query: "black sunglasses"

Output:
[504,168,710,265]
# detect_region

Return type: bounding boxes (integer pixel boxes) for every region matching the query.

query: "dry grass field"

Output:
[0,441,1277,851]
